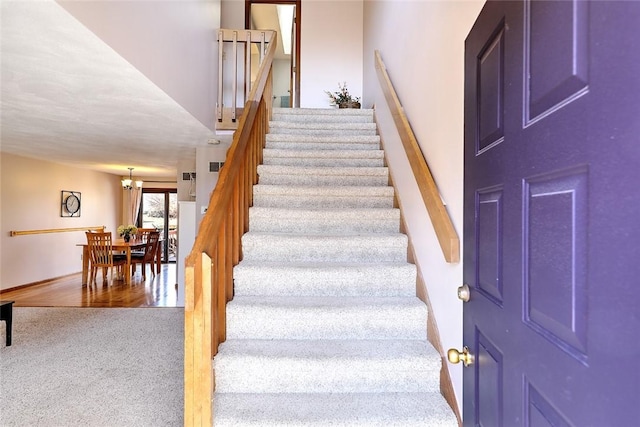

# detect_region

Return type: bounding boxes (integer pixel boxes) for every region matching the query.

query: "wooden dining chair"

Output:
[85,232,126,285]
[130,228,157,255]
[130,231,160,280]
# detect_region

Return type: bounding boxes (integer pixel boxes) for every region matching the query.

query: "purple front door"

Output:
[463,1,640,425]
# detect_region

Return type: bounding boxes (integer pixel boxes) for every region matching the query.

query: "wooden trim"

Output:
[245,0,301,107]
[417,263,462,427]
[379,122,461,425]
[0,272,81,294]
[10,226,105,237]
[374,50,460,263]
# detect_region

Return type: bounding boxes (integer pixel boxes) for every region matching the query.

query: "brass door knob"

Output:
[447,346,474,367]
[457,284,470,302]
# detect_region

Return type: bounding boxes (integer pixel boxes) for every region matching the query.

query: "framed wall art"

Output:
[61,190,81,217]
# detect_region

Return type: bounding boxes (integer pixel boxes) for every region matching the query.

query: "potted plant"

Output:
[117,224,138,242]
[325,82,361,109]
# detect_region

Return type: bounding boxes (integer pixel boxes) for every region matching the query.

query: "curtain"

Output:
[126,188,143,226]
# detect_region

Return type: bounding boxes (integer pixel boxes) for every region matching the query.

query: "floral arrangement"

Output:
[325,82,361,108]
[117,224,138,237]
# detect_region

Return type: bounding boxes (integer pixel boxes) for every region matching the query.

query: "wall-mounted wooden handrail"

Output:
[374,50,460,263]
[184,29,276,427]
[9,226,105,237]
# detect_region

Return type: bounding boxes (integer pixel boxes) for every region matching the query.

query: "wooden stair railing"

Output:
[374,50,460,264]
[184,30,276,427]
[217,29,276,130]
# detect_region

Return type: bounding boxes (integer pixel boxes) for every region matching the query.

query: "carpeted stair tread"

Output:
[268,127,378,137]
[263,149,384,167]
[253,184,394,197]
[249,207,400,234]
[264,148,384,158]
[263,156,384,167]
[272,113,374,124]
[226,296,427,340]
[253,185,395,208]
[233,261,417,296]
[249,206,399,216]
[257,165,388,187]
[214,339,442,393]
[266,133,380,143]
[265,141,382,151]
[273,107,375,116]
[264,133,381,151]
[213,392,457,427]
[241,232,408,263]
[269,121,377,131]
[258,165,388,176]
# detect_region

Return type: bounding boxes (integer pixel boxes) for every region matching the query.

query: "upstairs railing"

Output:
[184,30,276,427]
[374,50,460,263]
[217,29,276,130]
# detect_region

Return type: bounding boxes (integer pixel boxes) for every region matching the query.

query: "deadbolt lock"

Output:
[457,284,470,302]
[447,346,475,367]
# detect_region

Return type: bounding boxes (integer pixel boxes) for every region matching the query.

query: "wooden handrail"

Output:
[10,226,105,237]
[184,29,276,427]
[374,50,460,263]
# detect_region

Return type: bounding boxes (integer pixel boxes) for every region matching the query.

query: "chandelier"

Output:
[121,167,143,190]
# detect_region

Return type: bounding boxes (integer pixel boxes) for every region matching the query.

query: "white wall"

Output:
[0,153,122,290]
[195,145,229,227]
[363,0,484,410]
[57,0,221,132]
[300,0,364,107]
[221,0,244,28]
[177,158,197,202]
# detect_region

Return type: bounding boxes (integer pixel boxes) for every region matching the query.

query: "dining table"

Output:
[78,237,161,285]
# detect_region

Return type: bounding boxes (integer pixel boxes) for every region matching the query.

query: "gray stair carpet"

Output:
[214,107,457,426]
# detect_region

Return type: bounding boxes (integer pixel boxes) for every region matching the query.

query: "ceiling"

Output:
[1,0,217,178]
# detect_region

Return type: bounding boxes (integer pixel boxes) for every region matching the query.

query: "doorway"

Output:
[246,0,301,108]
[138,189,177,263]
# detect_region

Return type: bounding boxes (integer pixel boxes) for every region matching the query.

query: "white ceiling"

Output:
[1,0,217,178]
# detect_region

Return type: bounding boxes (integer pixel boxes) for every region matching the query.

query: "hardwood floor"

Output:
[0,264,182,308]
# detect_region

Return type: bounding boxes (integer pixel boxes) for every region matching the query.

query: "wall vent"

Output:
[209,162,225,172]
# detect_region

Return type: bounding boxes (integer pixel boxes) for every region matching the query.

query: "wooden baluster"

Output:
[217,30,224,123]
[245,31,252,101]
[232,31,238,122]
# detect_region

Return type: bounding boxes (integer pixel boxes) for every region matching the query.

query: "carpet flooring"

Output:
[0,307,183,426]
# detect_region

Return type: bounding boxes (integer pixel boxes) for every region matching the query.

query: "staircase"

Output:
[213,108,457,426]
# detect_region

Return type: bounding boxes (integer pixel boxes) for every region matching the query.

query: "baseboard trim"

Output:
[403,223,461,426]
[415,260,461,426]
[0,272,80,294]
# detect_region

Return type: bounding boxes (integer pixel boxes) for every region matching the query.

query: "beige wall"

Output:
[300,0,364,107]
[363,0,484,410]
[1,153,122,290]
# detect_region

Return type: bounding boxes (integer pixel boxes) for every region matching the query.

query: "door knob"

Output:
[457,284,470,302]
[447,346,474,367]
